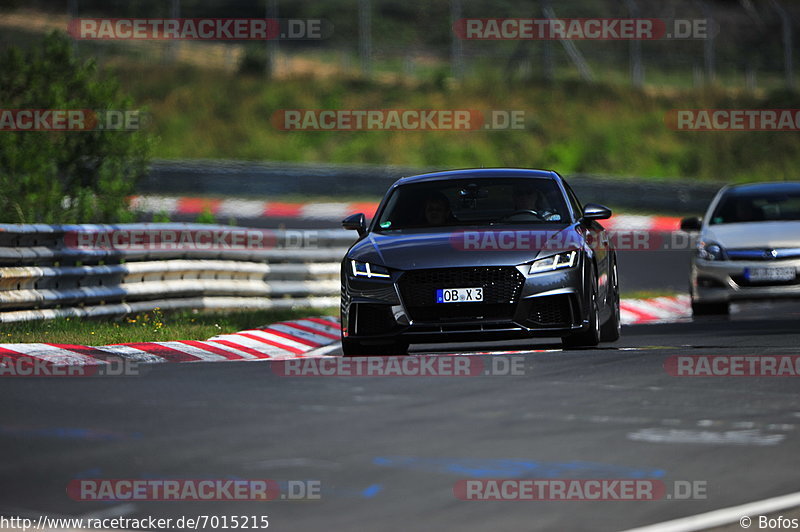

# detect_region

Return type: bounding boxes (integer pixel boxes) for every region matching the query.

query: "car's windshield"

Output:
[710,186,800,224]
[374,178,570,232]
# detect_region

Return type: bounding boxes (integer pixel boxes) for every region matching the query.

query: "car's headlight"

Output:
[529,251,578,274]
[350,260,391,279]
[697,241,726,261]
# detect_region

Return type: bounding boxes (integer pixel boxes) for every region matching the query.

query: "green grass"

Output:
[620,290,681,300]
[1,307,337,346]
[110,64,800,183]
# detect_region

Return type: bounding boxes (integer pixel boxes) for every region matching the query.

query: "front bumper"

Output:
[691,258,800,303]
[341,264,589,344]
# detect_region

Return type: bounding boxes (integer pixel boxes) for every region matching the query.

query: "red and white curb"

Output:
[0,317,341,368]
[130,195,681,230]
[620,295,691,325]
[603,214,680,232]
[0,297,690,368]
[130,196,381,221]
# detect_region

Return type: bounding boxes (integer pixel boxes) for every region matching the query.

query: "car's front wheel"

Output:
[562,279,601,348]
[600,258,621,342]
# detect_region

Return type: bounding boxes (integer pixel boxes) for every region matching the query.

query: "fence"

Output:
[0,223,354,323]
[37,0,798,91]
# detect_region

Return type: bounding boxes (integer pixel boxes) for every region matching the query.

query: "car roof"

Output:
[724,181,800,195]
[393,168,559,186]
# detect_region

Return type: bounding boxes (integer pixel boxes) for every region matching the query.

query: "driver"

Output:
[512,183,560,221]
[423,192,454,226]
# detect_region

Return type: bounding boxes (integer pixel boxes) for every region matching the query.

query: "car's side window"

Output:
[563,183,583,220]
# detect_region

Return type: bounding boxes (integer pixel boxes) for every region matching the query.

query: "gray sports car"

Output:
[339,168,621,356]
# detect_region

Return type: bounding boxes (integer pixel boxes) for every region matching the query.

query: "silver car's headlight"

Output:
[350,260,391,279]
[697,241,726,261]
[529,251,578,274]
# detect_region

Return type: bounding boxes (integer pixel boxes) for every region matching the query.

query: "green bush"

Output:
[239,44,270,77]
[0,31,153,224]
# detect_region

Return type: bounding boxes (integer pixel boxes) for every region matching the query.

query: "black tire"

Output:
[341,337,409,357]
[563,277,601,348]
[691,301,729,316]
[600,258,621,342]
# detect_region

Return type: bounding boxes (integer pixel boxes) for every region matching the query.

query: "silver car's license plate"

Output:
[436,287,483,303]
[744,267,796,282]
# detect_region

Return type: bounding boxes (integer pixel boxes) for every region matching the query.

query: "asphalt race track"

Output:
[1,299,799,532]
[0,217,793,532]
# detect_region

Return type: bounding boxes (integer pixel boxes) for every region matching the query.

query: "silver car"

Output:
[681,182,800,315]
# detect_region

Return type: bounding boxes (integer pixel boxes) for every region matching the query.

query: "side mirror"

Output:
[581,203,612,221]
[680,216,703,232]
[342,213,367,237]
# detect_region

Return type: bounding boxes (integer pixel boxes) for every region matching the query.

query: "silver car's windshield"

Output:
[710,186,800,224]
[374,178,570,232]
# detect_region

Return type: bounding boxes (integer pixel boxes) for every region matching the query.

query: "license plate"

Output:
[744,267,796,282]
[436,287,483,303]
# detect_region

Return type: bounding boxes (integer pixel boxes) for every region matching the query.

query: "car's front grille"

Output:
[526,295,574,327]
[398,266,525,322]
[399,267,525,306]
[727,248,800,261]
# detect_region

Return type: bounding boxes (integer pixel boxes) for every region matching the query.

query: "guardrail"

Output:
[139,159,723,214]
[0,223,354,323]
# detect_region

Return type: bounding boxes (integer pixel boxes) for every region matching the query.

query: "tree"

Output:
[0,31,152,223]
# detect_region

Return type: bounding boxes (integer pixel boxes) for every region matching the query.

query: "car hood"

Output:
[703,221,800,249]
[347,226,577,270]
